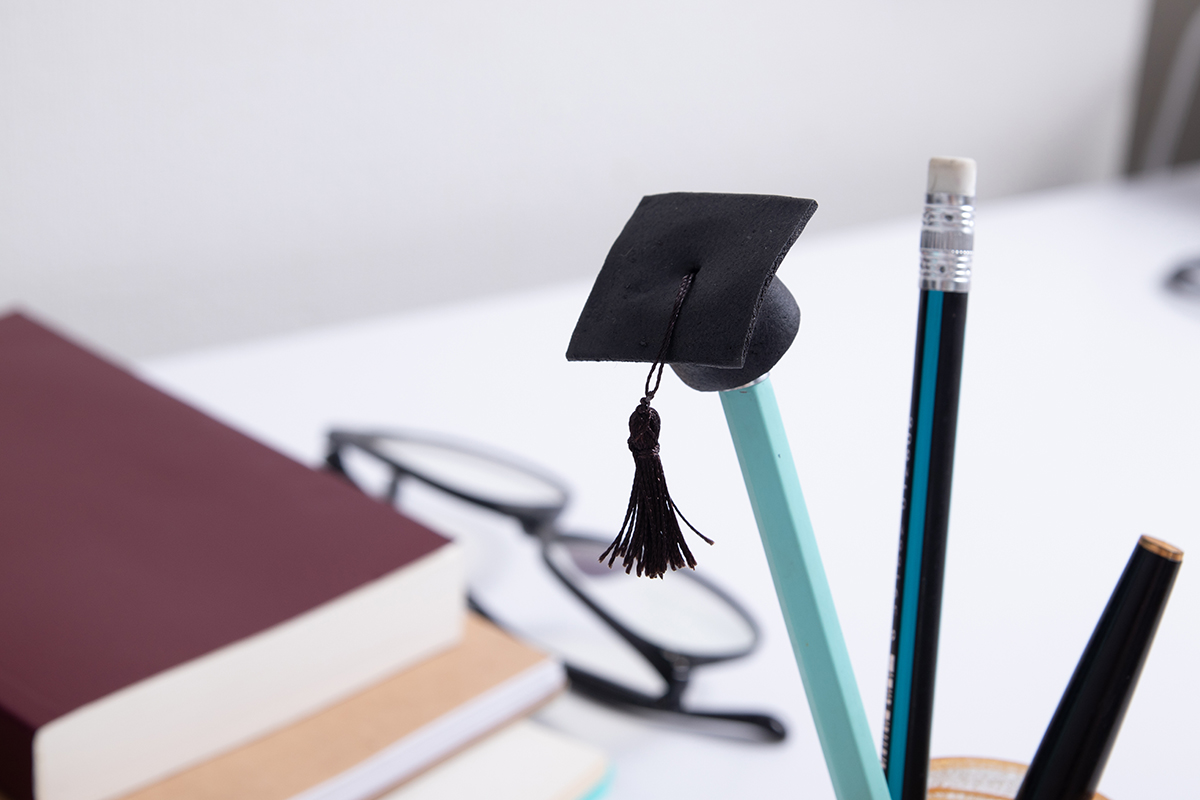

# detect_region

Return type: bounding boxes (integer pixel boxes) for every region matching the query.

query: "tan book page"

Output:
[121,615,549,800]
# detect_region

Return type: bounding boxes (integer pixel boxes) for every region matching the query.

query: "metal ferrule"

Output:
[724,371,770,392]
[919,192,974,292]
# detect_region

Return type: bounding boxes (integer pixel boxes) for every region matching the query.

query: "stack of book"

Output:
[0,312,609,800]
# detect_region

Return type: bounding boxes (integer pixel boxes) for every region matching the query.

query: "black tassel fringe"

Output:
[600,397,713,578]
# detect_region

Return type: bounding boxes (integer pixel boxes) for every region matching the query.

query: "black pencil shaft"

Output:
[883,289,968,800]
[1016,539,1181,800]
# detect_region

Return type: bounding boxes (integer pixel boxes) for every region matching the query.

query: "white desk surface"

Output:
[142,168,1200,800]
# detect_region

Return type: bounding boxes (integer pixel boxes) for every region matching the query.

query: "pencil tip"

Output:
[1138,535,1183,562]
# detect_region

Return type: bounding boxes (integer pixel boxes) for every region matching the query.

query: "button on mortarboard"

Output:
[566,192,817,386]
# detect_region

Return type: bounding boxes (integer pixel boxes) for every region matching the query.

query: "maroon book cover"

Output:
[0,312,450,800]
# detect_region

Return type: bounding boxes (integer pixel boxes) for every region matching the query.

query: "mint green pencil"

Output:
[722,376,890,800]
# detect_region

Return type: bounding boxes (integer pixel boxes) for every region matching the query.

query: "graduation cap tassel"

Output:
[601,273,713,578]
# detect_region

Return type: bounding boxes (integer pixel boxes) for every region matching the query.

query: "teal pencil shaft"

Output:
[721,377,889,800]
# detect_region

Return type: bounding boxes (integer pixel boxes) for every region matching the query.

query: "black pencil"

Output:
[882,157,975,800]
[1015,535,1183,800]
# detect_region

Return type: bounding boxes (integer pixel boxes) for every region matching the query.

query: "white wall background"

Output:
[1,0,1149,358]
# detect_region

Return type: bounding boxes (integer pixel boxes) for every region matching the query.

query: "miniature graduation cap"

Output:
[567,192,818,578]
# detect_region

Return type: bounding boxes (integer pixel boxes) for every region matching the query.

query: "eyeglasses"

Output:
[324,429,786,742]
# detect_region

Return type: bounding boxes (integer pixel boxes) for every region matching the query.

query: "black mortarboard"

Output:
[566,192,818,579]
[567,192,817,392]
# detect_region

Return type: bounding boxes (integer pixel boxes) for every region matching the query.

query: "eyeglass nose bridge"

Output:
[657,653,695,707]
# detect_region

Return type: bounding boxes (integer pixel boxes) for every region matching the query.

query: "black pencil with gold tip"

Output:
[1016,535,1183,800]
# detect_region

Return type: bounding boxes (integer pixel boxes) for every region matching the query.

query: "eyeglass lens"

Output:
[365,436,568,509]
[545,538,756,658]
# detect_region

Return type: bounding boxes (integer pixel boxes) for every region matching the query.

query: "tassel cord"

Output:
[600,272,712,578]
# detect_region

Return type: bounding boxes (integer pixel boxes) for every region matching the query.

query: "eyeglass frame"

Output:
[324,428,786,742]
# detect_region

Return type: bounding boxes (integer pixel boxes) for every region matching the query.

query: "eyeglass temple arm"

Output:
[566,666,786,742]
